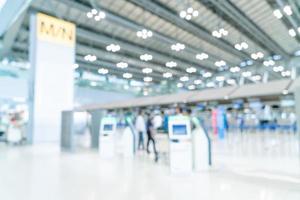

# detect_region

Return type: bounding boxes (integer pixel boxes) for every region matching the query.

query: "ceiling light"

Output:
[140,54,153,61]
[212,28,229,38]
[87,12,93,18]
[180,76,189,82]
[90,81,97,87]
[281,70,291,77]
[273,9,283,19]
[163,72,173,78]
[273,65,284,72]
[235,42,248,50]
[289,29,296,37]
[230,66,240,73]
[196,53,209,60]
[186,67,197,73]
[116,62,128,69]
[203,72,212,78]
[283,5,293,16]
[179,7,198,20]
[98,68,109,75]
[251,52,264,60]
[234,44,242,50]
[144,76,152,82]
[215,60,226,67]
[192,10,199,17]
[91,9,97,15]
[226,79,236,85]
[263,60,275,67]
[73,63,79,69]
[188,85,196,90]
[242,71,252,77]
[272,55,282,60]
[106,44,120,52]
[84,54,97,62]
[251,75,261,81]
[294,50,300,56]
[142,68,153,74]
[180,11,187,18]
[165,61,177,68]
[123,73,132,79]
[177,83,183,88]
[246,60,253,66]
[240,61,247,67]
[216,76,225,82]
[136,29,153,39]
[171,43,185,51]
[87,9,105,21]
[186,15,192,20]
[206,82,215,88]
[282,89,289,95]
[194,79,202,85]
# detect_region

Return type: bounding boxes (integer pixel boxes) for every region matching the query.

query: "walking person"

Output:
[135,110,146,150]
[146,113,159,162]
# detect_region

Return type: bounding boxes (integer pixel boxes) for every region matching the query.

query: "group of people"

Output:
[134,107,189,162]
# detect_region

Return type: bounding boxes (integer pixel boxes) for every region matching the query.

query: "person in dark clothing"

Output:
[146,113,159,162]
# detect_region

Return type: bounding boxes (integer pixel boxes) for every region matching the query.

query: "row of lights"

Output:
[171,43,185,51]
[196,53,209,60]
[234,42,248,51]
[273,6,300,38]
[179,7,199,20]
[165,61,177,68]
[106,44,120,52]
[86,9,106,21]
[215,60,226,67]
[251,52,264,60]
[263,60,275,66]
[288,28,300,37]
[186,67,197,73]
[84,54,97,62]
[212,28,229,38]
[273,5,293,19]
[240,60,253,67]
[136,29,153,39]
[116,62,128,69]
[140,54,153,61]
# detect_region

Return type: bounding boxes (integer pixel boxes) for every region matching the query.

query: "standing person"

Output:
[135,110,146,150]
[146,113,158,162]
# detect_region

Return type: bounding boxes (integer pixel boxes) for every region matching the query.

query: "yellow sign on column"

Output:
[36,13,76,47]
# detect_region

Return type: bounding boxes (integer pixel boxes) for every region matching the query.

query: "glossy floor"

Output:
[0,132,300,200]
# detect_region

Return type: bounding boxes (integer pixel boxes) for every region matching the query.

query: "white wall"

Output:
[0,77,134,105]
[74,87,134,106]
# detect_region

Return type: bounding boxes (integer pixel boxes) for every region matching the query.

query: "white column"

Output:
[28,13,76,143]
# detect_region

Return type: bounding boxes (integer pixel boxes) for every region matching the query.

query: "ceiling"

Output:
[1,0,300,94]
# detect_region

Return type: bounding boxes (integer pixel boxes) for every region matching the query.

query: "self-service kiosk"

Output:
[191,117,212,171]
[168,115,193,173]
[99,117,117,158]
[122,117,136,158]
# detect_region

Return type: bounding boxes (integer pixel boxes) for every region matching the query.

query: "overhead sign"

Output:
[36,13,75,46]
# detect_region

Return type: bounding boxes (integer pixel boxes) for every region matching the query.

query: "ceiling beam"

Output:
[274,0,300,41]
[207,0,290,58]
[128,0,249,60]
[76,55,165,81]
[76,28,215,72]
[0,0,32,36]
[0,11,26,57]
[51,0,237,66]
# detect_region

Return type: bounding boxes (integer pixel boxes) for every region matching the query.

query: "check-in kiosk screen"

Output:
[103,124,113,131]
[172,125,187,135]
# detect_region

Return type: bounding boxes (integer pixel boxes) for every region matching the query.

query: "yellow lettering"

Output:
[37,13,75,46]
